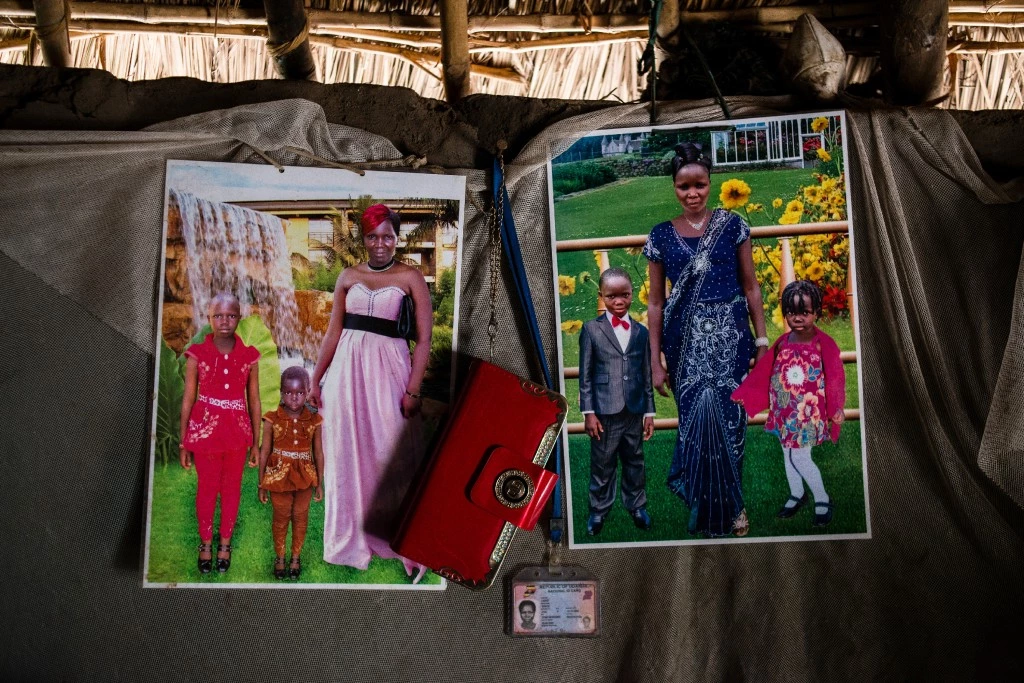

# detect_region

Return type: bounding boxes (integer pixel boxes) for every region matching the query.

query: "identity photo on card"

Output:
[549,111,870,548]
[145,161,465,588]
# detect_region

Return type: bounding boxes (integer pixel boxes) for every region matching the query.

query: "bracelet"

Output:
[405,390,422,399]
[754,336,770,348]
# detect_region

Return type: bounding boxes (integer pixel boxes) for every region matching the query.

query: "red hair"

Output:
[360,204,400,236]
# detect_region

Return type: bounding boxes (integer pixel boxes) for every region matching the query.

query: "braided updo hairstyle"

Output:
[780,280,823,318]
[670,142,712,178]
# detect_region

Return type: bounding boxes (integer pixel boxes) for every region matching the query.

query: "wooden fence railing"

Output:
[557,219,858,433]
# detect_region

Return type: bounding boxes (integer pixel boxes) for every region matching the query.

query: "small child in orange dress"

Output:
[257,366,324,580]
[180,292,262,574]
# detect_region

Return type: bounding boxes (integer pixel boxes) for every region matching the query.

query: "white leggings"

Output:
[782,446,829,505]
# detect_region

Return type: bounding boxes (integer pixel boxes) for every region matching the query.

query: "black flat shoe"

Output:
[216,543,232,573]
[631,507,652,531]
[274,556,287,580]
[777,492,809,519]
[197,543,213,574]
[289,556,302,580]
[586,513,604,536]
[812,501,834,527]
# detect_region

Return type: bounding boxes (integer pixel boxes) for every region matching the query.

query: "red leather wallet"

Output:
[390,359,567,589]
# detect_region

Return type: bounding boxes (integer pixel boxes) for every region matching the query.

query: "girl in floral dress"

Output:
[732,281,846,527]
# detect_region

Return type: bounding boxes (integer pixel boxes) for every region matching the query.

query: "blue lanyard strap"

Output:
[492,156,565,544]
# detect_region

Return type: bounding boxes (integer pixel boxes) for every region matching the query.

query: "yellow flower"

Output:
[772,307,784,327]
[786,199,804,214]
[802,253,814,265]
[803,186,822,204]
[817,148,832,163]
[638,280,650,306]
[745,203,763,214]
[579,270,593,283]
[561,320,583,334]
[594,252,603,269]
[772,198,783,209]
[811,116,829,133]
[807,262,824,280]
[558,275,576,296]
[719,178,752,210]
[779,210,802,225]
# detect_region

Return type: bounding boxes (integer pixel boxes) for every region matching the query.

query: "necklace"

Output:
[367,258,396,272]
[683,210,708,231]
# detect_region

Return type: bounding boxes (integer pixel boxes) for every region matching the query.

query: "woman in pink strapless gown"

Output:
[309,205,434,579]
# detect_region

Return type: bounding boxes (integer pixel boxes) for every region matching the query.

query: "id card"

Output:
[508,567,599,637]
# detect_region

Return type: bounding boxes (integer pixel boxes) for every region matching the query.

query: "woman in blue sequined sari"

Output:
[644,143,768,537]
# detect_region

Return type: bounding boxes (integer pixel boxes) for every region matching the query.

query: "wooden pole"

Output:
[262,0,316,80]
[439,0,470,102]
[32,0,70,66]
[778,237,796,333]
[596,250,611,314]
[881,0,949,105]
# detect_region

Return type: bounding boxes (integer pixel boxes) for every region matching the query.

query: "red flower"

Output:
[822,286,847,318]
[803,138,822,152]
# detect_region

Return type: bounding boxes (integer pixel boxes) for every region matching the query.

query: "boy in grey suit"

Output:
[578,268,656,536]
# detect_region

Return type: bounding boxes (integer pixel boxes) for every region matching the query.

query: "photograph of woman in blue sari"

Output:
[644,142,769,537]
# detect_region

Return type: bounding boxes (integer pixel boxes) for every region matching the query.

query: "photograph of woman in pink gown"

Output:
[309,204,434,581]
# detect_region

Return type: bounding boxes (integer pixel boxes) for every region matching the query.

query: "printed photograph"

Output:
[549,112,870,548]
[145,161,465,588]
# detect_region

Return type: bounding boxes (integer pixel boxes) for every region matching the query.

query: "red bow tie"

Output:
[611,316,630,330]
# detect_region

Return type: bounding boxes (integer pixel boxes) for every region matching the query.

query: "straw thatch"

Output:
[0,0,1021,108]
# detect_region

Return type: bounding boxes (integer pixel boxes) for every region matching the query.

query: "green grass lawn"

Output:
[553,168,817,240]
[567,421,867,545]
[146,464,442,587]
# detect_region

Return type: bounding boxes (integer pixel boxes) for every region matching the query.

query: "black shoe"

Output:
[274,556,287,580]
[630,507,652,530]
[197,543,213,574]
[586,513,604,536]
[777,492,809,519]
[812,501,834,527]
[216,543,232,573]
[289,556,302,580]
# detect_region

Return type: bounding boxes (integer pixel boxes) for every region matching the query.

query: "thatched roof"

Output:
[1,0,1022,108]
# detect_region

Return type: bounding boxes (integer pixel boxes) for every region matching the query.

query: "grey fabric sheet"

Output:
[2,98,1023,681]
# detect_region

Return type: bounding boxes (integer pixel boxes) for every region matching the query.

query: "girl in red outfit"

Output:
[732,281,846,527]
[180,292,262,573]
[257,366,324,580]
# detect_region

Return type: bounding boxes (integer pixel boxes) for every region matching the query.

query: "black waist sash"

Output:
[343,313,402,339]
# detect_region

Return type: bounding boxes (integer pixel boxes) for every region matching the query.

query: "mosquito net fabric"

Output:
[1,97,1023,681]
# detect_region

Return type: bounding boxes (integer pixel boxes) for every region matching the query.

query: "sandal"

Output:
[197,543,213,574]
[812,501,834,527]
[216,543,232,573]
[732,509,750,537]
[274,556,287,580]
[777,492,809,519]
[289,556,302,581]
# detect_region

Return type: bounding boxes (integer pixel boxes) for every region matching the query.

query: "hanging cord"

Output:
[267,18,310,59]
[34,0,70,41]
[681,26,732,120]
[490,148,566,546]
[637,0,662,125]
[240,143,440,176]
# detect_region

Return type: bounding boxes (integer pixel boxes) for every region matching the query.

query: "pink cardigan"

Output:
[731,327,847,443]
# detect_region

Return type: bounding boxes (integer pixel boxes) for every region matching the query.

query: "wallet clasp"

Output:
[469,446,558,531]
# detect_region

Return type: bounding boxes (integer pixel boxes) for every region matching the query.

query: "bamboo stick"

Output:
[32,0,70,66]
[949,1,1024,12]
[0,1,883,35]
[949,40,1024,54]
[263,0,316,80]
[439,0,470,101]
[949,12,1024,28]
